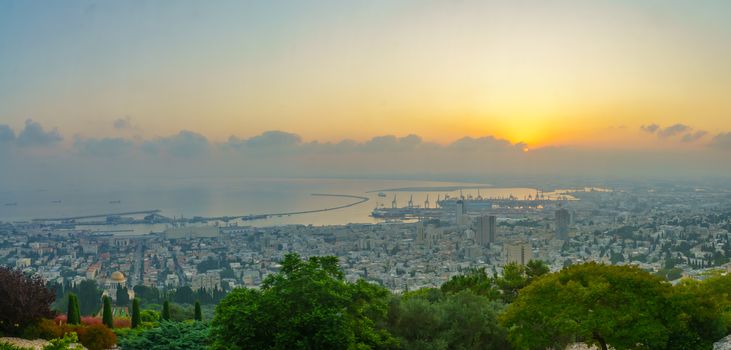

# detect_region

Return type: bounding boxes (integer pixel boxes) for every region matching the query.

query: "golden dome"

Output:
[110,271,126,282]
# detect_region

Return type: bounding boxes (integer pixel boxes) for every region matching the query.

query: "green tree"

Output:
[495,263,527,303]
[210,253,398,350]
[75,280,102,316]
[116,286,130,307]
[525,260,549,282]
[667,278,727,349]
[102,295,113,329]
[168,302,194,322]
[440,268,500,300]
[501,262,682,350]
[493,260,549,303]
[389,290,509,350]
[171,286,195,304]
[133,285,161,305]
[161,300,170,321]
[67,293,81,325]
[131,298,141,328]
[194,301,202,321]
[436,291,509,349]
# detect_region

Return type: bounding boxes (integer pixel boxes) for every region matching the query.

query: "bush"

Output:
[113,318,131,329]
[140,310,160,323]
[0,267,56,335]
[0,342,33,350]
[43,332,78,350]
[21,319,64,340]
[117,321,209,350]
[53,315,67,325]
[80,316,102,326]
[75,324,116,350]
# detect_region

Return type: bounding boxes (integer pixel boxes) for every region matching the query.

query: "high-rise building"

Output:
[416,221,442,247]
[475,215,497,246]
[504,241,533,265]
[416,221,426,243]
[555,207,570,240]
[455,200,469,225]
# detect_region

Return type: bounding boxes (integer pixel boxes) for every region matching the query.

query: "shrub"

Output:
[21,318,64,340]
[53,315,67,325]
[113,318,131,329]
[0,342,33,350]
[140,310,160,323]
[117,321,209,350]
[80,316,102,326]
[0,267,56,335]
[76,324,116,350]
[43,332,78,350]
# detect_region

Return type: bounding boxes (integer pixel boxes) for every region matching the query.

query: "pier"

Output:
[32,210,162,223]
[30,194,369,225]
[196,193,369,222]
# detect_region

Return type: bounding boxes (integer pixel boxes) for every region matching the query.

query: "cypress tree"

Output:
[67,293,81,324]
[162,300,170,321]
[131,298,141,328]
[102,295,113,328]
[194,301,202,321]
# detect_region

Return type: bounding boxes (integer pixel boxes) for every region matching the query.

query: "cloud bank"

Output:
[640,123,708,144]
[710,133,731,150]
[1,120,730,190]
[13,119,63,147]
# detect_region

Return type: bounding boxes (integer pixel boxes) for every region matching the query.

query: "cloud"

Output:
[0,125,16,143]
[641,124,660,133]
[360,134,423,152]
[74,137,134,157]
[448,135,524,151]
[142,130,209,157]
[222,131,525,155]
[16,119,63,147]
[113,117,136,130]
[709,132,731,150]
[231,130,302,149]
[657,124,691,138]
[4,125,731,192]
[681,131,707,143]
[643,123,706,143]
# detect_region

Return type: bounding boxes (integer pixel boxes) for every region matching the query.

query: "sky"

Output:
[1,0,731,188]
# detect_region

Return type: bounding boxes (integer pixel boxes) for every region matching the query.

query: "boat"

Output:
[4,202,17,206]
[51,200,62,204]
[109,200,121,204]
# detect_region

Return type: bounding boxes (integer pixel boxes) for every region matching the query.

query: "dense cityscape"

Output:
[3,184,731,301]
